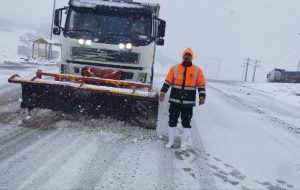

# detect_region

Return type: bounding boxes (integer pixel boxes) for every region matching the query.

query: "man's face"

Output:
[183,53,192,62]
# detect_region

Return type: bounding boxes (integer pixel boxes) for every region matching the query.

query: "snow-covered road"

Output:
[0,61,300,190]
[0,119,209,189]
[195,81,300,190]
[0,62,216,190]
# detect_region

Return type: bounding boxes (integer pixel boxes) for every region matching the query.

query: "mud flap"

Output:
[20,83,159,129]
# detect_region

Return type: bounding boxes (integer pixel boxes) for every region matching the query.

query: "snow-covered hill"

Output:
[0,29,22,62]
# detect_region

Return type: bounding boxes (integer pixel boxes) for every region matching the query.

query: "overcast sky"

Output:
[1,0,300,81]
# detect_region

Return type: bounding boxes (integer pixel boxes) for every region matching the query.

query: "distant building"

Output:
[31,38,61,60]
[267,68,300,83]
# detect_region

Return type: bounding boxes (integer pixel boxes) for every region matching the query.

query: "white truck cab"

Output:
[53,0,166,84]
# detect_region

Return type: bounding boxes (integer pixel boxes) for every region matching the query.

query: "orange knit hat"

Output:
[182,47,194,61]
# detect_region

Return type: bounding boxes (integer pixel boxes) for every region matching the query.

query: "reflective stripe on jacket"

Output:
[161,63,206,106]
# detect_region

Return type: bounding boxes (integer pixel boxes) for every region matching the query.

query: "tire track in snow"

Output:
[92,142,176,190]
[207,84,300,154]
[156,145,176,189]
[156,101,177,189]
[191,117,250,189]
[16,134,102,189]
[0,127,56,162]
[0,130,73,189]
[92,144,147,189]
[190,118,217,190]
[201,83,300,189]
[0,125,28,143]
[0,110,59,158]
[0,124,16,137]
[0,93,19,107]
[0,127,44,153]
[208,84,300,135]
[0,87,21,107]
[38,140,101,190]
[0,109,85,189]
[71,144,128,190]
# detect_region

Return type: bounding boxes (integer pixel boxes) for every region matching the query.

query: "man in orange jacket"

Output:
[160,47,206,151]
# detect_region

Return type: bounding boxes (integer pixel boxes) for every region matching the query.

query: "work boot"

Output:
[180,128,190,151]
[165,127,176,148]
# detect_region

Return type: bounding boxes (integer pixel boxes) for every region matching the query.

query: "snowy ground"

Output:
[0,59,299,189]
[0,29,300,189]
[196,81,300,190]
[0,59,217,189]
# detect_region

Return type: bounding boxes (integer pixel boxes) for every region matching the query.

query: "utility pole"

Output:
[241,64,246,81]
[252,60,260,82]
[244,58,250,82]
[50,0,56,40]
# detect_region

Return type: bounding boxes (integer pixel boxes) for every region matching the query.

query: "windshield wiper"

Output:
[65,29,98,36]
[102,33,131,37]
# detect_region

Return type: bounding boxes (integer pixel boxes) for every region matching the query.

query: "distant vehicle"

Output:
[267,68,300,83]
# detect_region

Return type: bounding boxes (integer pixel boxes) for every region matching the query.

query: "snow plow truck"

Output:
[8,0,166,129]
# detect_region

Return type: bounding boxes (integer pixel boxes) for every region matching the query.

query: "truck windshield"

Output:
[65,8,152,46]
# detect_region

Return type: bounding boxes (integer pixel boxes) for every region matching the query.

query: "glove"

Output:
[159,92,165,102]
[199,97,205,105]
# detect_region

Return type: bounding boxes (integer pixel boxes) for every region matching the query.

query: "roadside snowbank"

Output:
[195,81,300,189]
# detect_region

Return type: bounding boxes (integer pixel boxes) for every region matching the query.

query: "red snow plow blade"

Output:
[8,70,159,129]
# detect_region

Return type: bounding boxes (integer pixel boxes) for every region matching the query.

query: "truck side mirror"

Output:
[54,9,62,27]
[157,19,166,38]
[156,38,165,46]
[53,26,61,35]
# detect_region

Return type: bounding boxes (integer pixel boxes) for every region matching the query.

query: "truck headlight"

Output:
[126,43,132,50]
[78,39,85,45]
[85,40,92,45]
[119,43,132,50]
[119,43,125,49]
[78,39,92,45]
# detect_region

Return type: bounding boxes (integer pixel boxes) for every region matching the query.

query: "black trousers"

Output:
[168,103,193,128]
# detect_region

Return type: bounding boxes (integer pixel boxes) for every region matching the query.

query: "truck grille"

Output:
[72,47,139,64]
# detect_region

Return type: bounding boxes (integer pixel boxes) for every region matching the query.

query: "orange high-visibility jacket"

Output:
[161,48,206,106]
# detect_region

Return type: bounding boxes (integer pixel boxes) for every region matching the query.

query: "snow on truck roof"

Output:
[70,0,159,9]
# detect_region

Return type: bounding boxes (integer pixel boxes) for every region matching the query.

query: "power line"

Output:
[199,57,246,61]
[157,49,246,62]
[265,43,300,65]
